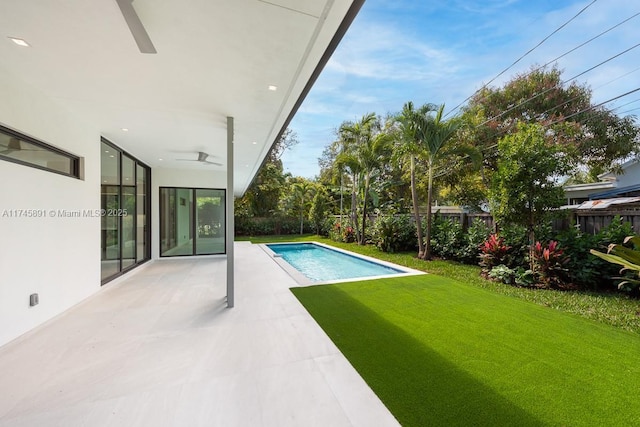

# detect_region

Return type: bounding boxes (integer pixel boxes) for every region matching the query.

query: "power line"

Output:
[431,86,640,178]
[444,0,599,117]
[477,41,640,128]
[546,86,640,125]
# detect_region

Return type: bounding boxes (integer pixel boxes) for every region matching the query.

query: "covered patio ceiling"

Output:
[0,0,363,195]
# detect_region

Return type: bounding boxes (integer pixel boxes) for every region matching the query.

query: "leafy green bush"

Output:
[329,220,343,242]
[372,214,417,253]
[591,235,640,295]
[234,216,312,236]
[488,264,515,285]
[457,218,491,264]
[498,223,529,268]
[556,227,602,289]
[558,217,633,290]
[598,215,634,246]
[318,217,335,237]
[430,216,465,259]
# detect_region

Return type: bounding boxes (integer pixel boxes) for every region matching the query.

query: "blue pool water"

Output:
[266,243,403,282]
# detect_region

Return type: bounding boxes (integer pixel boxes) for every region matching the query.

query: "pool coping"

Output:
[259,241,426,287]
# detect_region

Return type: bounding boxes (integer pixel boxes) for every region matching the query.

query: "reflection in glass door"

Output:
[196,189,225,255]
[121,155,136,270]
[101,141,120,280]
[136,165,147,262]
[160,187,225,257]
[101,139,150,283]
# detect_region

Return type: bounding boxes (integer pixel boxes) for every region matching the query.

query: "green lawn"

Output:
[239,234,640,334]
[291,275,640,426]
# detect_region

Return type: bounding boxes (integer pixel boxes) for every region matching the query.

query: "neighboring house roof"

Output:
[597,158,637,180]
[564,158,640,202]
[563,181,615,193]
[589,183,640,200]
[575,197,640,209]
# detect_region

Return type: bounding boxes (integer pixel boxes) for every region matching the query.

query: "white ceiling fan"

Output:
[114,0,157,54]
[177,152,223,166]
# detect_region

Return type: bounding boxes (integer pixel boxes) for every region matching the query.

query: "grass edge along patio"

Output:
[247,234,640,426]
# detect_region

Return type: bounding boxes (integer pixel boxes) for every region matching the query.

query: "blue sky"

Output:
[282,0,640,178]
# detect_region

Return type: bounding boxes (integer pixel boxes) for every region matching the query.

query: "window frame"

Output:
[101,137,151,285]
[159,186,227,257]
[0,124,82,179]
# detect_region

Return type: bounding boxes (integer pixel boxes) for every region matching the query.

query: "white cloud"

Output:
[285,0,640,178]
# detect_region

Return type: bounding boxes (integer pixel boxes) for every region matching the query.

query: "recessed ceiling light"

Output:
[105,150,109,153]
[158,158,163,161]
[268,85,277,91]
[121,128,129,132]
[8,37,30,47]
[252,141,257,145]
[110,155,115,158]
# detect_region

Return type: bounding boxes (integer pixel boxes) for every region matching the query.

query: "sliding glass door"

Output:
[101,139,151,283]
[160,187,225,256]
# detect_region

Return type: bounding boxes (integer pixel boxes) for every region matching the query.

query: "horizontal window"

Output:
[0,125,81,178]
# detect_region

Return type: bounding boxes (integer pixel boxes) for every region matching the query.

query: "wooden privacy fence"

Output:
[363,207,640,235]
[435,212,495,231]
[571,209,640,235]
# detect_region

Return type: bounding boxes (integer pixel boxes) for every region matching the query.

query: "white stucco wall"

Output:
[0,68,101,346]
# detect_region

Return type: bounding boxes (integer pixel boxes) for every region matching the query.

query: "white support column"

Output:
[226,116,235,308]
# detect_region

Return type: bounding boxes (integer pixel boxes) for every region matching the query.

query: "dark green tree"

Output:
[490,123,570,269]
[463,65,639,178]
[309,186,331,235]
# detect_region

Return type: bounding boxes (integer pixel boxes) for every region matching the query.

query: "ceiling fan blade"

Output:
[115,0,157,54]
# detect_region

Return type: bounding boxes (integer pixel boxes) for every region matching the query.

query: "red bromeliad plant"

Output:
[342,225,355,243]
[533,240,569,288]
[479,234,511,275]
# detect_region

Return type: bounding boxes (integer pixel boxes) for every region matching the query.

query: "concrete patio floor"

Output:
[0,242,399,427]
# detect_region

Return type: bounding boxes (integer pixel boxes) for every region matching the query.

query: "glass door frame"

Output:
[101,137,151,284]
[159,187,226,257]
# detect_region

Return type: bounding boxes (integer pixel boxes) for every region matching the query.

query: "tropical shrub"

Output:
[498,223,529,269]
[591,235,640,295]
[430,216,465,259]
[558,217,633,290]
[372,214,417,253]
[532,240,569,288]
[342,225,356,243]
[329,221,343,242]
[556,227,599,289]
[235,216,312,236]
[309,188,330,235]
[318,217,335,237]
[598,215,634,246]
[479,234,511,275]
[457,218,491,264]
[488,264,515,285]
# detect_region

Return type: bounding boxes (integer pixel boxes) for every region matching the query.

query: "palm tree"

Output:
[291,181,315,234]
[336,114,390,244]
[417,104,464,259]
[395,102,436,258]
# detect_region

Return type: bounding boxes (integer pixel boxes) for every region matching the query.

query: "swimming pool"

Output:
[265,242,421,284]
